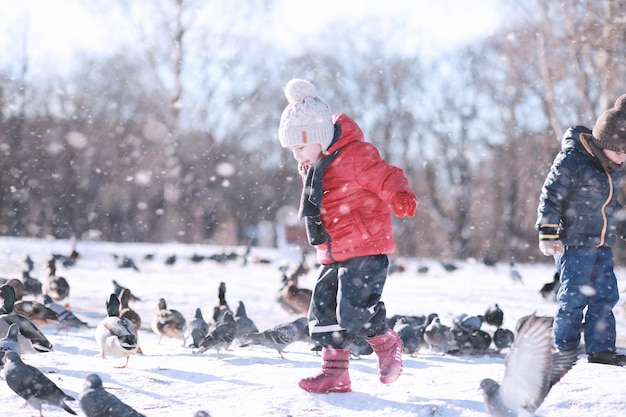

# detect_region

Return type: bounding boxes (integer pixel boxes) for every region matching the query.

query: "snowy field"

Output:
[0,236,624,417]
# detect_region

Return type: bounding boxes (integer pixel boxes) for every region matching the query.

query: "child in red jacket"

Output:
[278,78,418,393]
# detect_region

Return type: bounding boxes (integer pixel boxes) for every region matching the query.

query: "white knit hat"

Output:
[278,79,334,150]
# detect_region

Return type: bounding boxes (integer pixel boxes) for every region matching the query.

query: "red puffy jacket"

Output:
[308,113,416,264]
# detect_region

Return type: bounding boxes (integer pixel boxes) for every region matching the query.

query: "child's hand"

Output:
[391,192,417,218]
[539,240,564,256]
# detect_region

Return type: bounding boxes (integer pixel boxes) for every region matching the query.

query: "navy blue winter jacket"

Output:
[536,125,626,247]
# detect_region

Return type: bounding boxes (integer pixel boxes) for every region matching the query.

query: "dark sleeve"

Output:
[536,151,579,239]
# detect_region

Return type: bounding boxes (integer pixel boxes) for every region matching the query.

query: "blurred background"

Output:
[1,0,625,264]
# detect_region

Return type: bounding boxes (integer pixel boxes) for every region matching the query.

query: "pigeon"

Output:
[452,314,485,352]
[80,373,146,417]
[112,280,141,302]
[112,254,140,271]
[95,293,139,368]
[42,294,89,329]
[540,271,561,300]
[387,314,426,329]
[468,329,492,353]
[516,314,554,333]
[152,297,186,344]
[233,300,258,344]
[190,254,206,263]
[0,323,21,368]
[393,316,421,356]
[480,313,578,417]
[493,327,515,352]
[194,411,211,417]
[484,304,504,328]
[0,284,54,353]
[423,316,453,355]
[440,260,458,272]
[417,264,429,274]
[3,351,77,416]
[244,316,310,358]
[453,313,483,334]
[348,334,374,358]
[195,309,237,358]
[164,254,177,265]
[44,258,71,303]
[184,307,210,348]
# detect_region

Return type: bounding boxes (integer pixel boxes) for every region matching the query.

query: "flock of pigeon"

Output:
[0,251,217,417]
[0,247,579,417]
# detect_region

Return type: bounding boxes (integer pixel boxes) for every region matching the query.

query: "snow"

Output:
[0,236,624,417]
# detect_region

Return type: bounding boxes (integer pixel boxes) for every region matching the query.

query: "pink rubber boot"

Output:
[298,348,352,393]
[366,328,403,384]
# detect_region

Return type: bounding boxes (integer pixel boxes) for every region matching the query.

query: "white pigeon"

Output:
[480,312,578,417]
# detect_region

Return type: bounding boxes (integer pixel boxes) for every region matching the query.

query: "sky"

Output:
[0,236,624,416]
[0,0,501,75]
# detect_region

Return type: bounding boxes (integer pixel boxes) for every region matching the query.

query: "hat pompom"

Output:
[284,79,317,104]
[615,94,626,114]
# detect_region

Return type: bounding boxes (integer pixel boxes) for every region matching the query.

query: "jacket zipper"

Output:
[597,170,613,247]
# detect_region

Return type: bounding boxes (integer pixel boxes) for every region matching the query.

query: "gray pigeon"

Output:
[0,323,21,368]
[424,316,453,355]
[194,411,211,417]
[468,329,492,353]
[3,350,77,416]
[493,327,515,352]
[244,316,310,358]
[195,310,237,358]
[42,294,89,329]
[480,313,578,417]
[347,334,373,358]
[393,317,421,356]
[80,373,146,417]
[233,300,258,344]
[184,307,210,348]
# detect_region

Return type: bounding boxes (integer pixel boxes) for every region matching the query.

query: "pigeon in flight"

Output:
[480,313,578,417]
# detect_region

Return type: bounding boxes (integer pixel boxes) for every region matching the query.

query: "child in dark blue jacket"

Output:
[536,94,626,367]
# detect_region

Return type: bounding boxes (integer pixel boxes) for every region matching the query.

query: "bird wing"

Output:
[549,349,578,388]
[497,314,552,413]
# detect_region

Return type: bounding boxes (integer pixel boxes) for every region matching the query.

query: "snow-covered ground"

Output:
[0,236,624,417]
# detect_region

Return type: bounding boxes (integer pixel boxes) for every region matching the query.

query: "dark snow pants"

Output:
[553,246,619,354]
[308,254,389,349]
